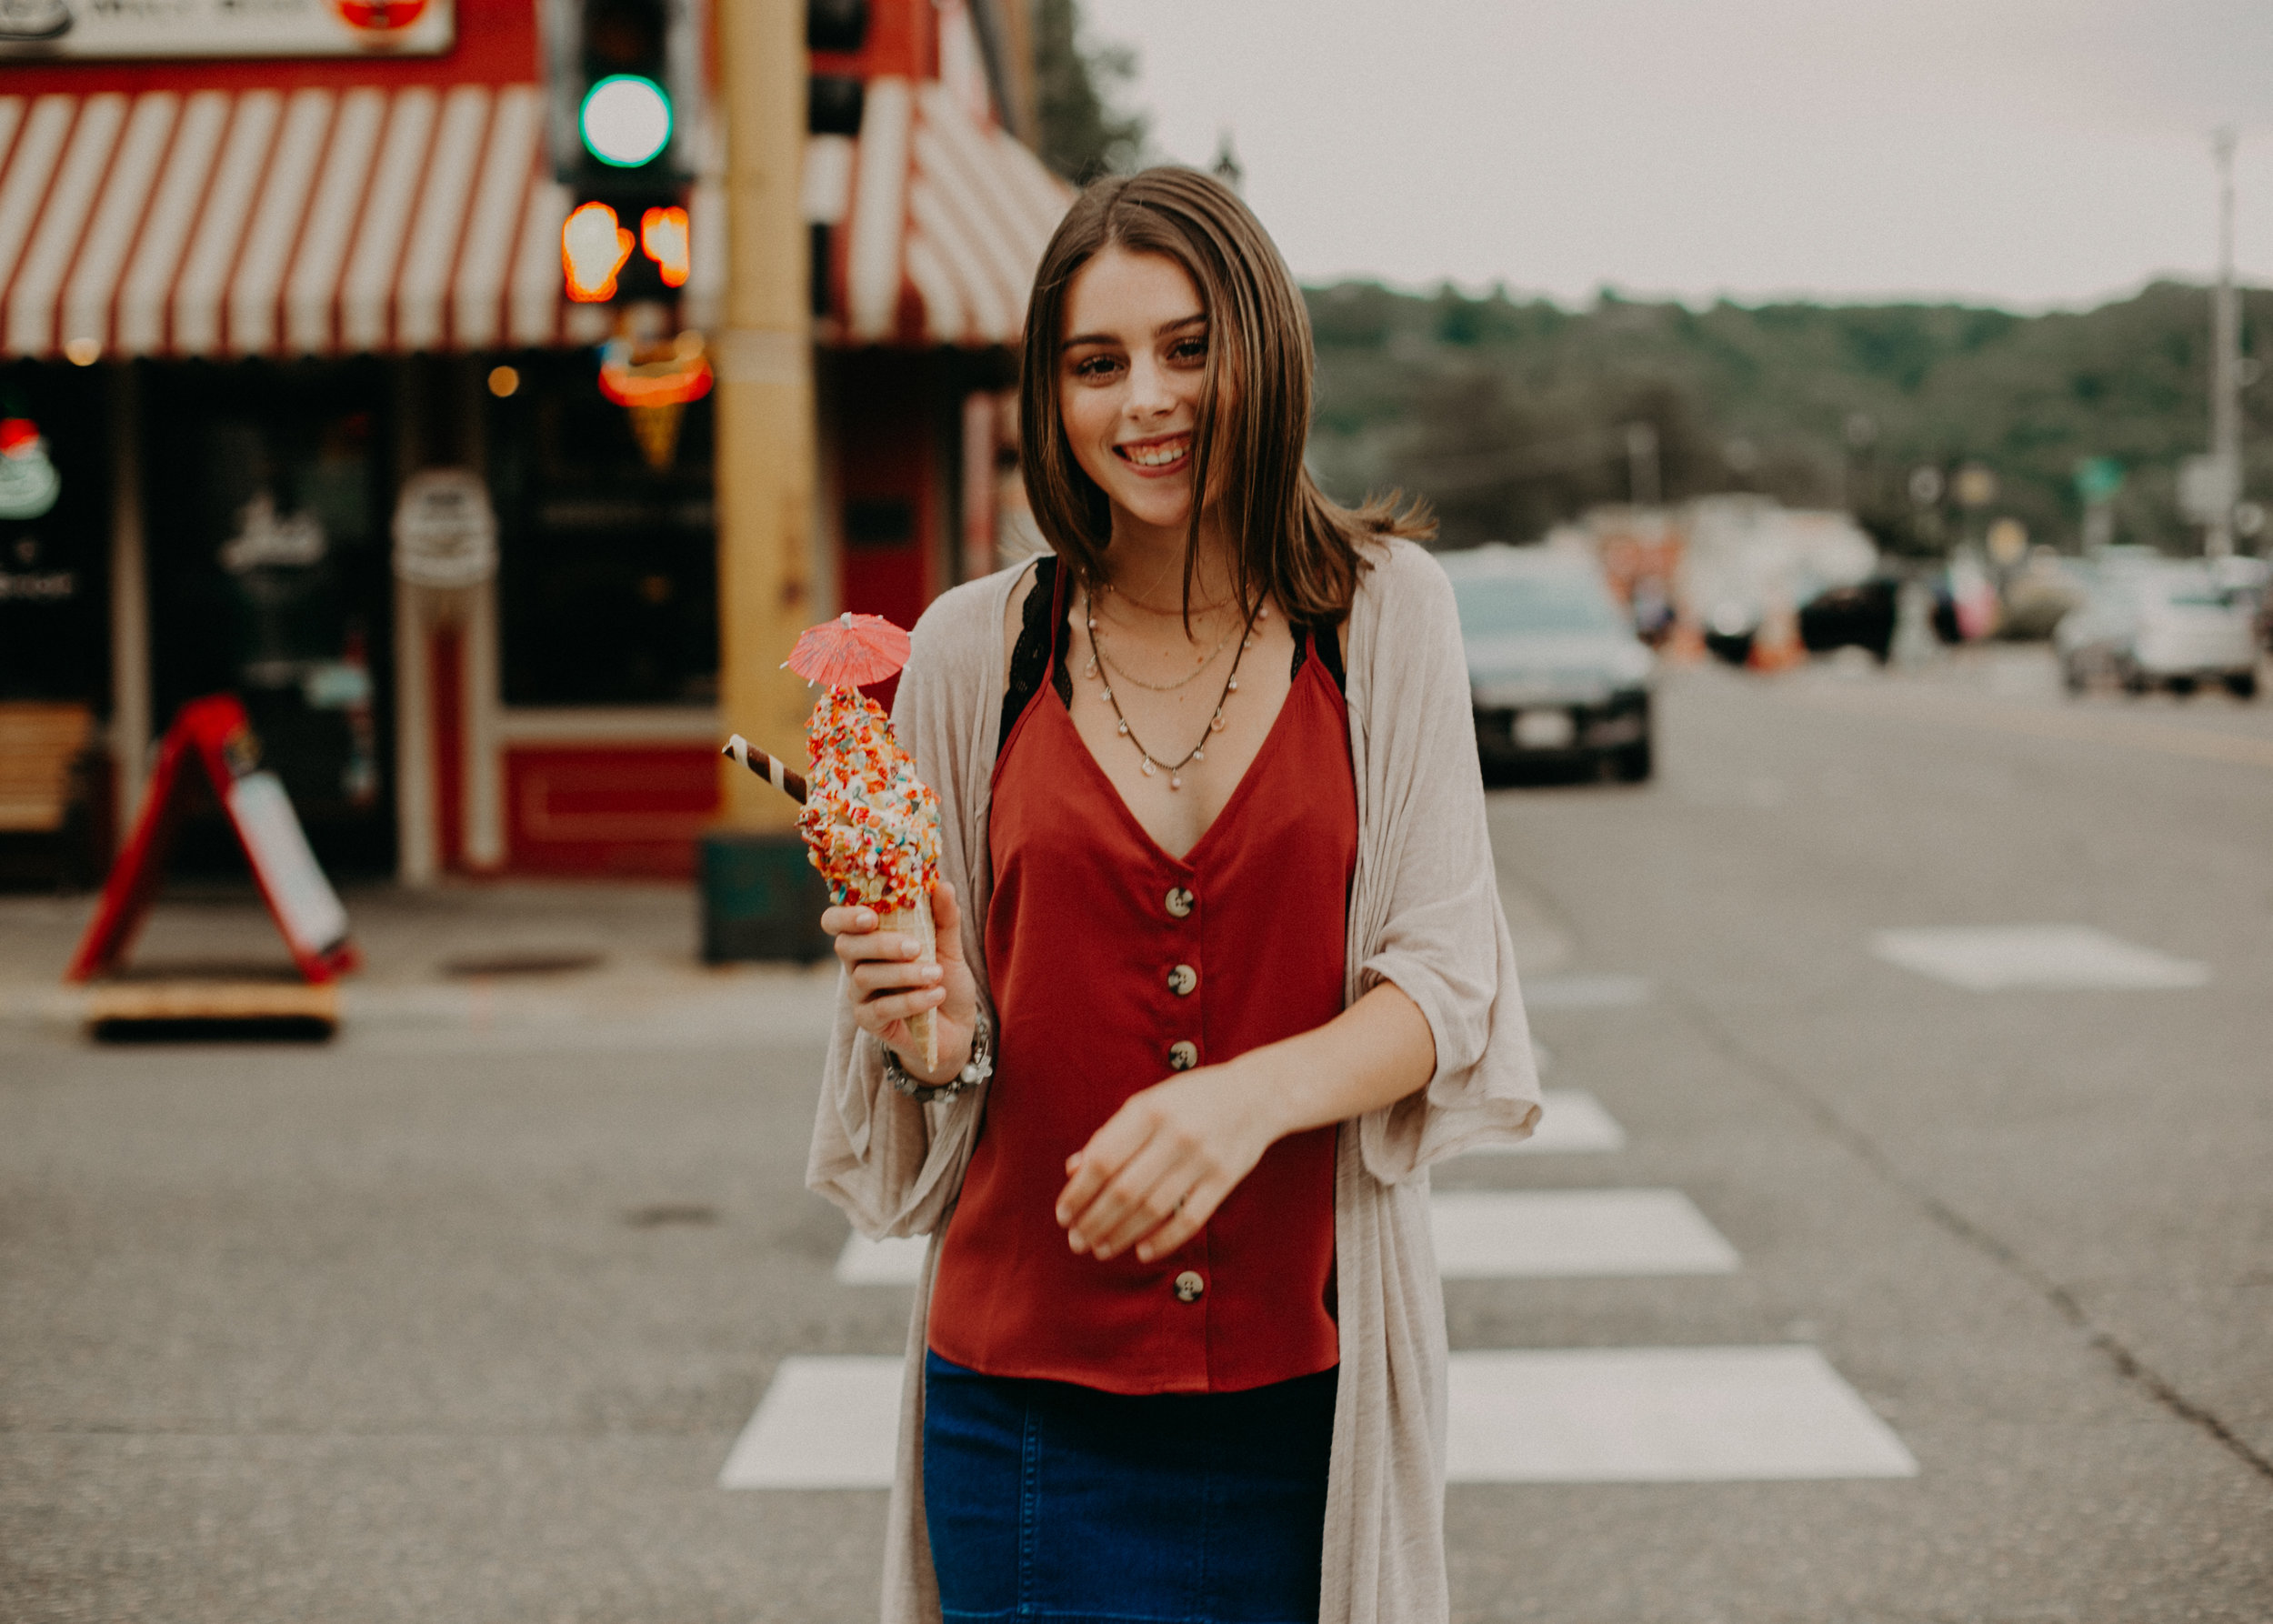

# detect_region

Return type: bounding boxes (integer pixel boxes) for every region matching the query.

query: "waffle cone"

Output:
[883,902,939,1073]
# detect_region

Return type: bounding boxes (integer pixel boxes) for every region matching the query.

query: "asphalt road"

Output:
[3,647,2268,1623]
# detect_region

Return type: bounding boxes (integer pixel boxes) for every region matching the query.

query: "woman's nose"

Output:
[1125,354,1177,418]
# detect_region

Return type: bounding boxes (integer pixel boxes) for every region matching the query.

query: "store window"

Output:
[140,360,394,874]
[488,350,719,707]
[0,362,108,705]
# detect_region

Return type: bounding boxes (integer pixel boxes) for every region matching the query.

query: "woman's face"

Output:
[1057,246,1216,540]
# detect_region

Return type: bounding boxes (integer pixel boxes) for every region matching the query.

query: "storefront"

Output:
[0,0,1062,884]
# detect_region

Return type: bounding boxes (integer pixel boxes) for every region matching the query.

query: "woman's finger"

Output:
[1131,1177,1228,1264]
[1055,1108,1158,1238]
[821,905,877,938]
[1071,1135,1188,1259]
[848,957,944,997]
[857,984,948,1028]
[835,927,926,968]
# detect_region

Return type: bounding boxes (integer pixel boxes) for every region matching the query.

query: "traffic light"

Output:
[546,0,701,306]
[547,0,698,185]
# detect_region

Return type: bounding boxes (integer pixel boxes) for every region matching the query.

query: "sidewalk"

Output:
[0,880,843,1052]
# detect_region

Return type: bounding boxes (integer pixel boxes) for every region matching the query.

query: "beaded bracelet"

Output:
[881,1015,993,1103]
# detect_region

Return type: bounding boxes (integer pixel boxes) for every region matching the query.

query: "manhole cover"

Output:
[440,949,606,978]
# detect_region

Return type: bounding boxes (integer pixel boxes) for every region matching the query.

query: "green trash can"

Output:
[700,831,833,962]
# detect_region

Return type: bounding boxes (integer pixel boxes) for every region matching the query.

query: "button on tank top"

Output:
[927,565,1356,1395]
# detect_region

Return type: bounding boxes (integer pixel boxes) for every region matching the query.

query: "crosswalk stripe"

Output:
[1432,1189,1738,1278]
[718,1356,902,1489]
[718,1345,1916,1489]
[836,1231,928,1285]
[1870,924,2208,991]
[1445,1346,1918,1481]
[1461,1088,1626,1155]
[837,1180,1725,1288]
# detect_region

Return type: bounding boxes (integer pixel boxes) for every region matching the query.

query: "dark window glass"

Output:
[490,350,718,707]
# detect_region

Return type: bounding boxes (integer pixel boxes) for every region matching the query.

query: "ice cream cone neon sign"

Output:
[563,203,635,302]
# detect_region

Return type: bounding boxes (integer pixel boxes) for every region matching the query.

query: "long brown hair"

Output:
[1019,166,1432,625]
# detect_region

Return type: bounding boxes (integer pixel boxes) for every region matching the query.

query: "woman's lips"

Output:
[1114,435,1190,475]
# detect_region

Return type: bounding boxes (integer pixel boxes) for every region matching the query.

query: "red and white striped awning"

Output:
[0,84,592,360]
[807,77,1071,348]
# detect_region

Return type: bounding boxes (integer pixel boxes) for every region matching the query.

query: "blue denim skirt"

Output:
[922,1350,1337,1624]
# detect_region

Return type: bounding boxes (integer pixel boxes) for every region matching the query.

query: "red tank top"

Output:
[926,567,1355,1395]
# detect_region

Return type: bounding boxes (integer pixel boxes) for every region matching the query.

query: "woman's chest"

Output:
[1060,617,1300,861]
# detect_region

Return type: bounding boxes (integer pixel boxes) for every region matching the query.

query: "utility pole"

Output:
[2208,127,2241,558]
[703,0,825,958]
[1624,421,1661,507]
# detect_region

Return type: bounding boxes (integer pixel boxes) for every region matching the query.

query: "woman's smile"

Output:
[1116,433,1191,474]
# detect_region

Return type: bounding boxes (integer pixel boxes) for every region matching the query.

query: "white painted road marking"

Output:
[1463,1088,1627,1155]
[836,1232,928,1285]
[1521,974,1653,1009]
[1445,1346,1918,1482]
[1871,925,2208,991]
[718,1356,903,1489]
[839,1176,1712,1291]
[1431,1189,1738,1278]
[721,1346,1916,1489]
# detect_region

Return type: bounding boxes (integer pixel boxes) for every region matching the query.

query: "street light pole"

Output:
[2208,127,2241,559]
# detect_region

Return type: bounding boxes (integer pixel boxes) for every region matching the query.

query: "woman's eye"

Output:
[1071,355,1121,380]
[1169,338,1207,364]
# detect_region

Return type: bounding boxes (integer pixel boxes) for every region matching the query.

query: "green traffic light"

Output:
[580,74,673,168]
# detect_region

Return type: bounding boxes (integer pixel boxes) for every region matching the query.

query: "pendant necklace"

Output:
[1081,590,1265,791]
[1087,587,1240,694]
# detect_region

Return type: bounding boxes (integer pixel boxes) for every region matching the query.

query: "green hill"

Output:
[1302,280,2273,556]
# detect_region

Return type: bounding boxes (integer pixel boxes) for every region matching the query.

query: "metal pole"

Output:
[105,362,149,827]
[2209,128,2240,558]
[713,0,816,834]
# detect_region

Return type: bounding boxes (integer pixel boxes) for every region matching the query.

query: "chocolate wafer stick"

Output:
[722,735,808,803]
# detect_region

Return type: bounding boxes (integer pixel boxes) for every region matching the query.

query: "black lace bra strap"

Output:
[998,556,1061,755]
[1289,617,1347,694]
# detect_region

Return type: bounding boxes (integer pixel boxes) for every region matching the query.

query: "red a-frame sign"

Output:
[66,695,361,985]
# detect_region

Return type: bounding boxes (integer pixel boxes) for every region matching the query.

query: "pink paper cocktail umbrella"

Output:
[786,612,912,689]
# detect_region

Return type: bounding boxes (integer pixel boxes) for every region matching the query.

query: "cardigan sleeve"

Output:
[1347,540,1542,1182]
[805,576,1008,1238]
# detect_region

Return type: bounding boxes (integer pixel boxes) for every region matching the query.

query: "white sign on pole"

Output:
[0,0,454,60]
[391,468,498,589]
[2178,455,2239,525]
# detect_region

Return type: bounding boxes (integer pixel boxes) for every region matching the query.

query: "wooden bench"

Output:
[0,702,95,833]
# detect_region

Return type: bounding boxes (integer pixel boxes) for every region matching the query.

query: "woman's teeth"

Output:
[1121,438,1188,467]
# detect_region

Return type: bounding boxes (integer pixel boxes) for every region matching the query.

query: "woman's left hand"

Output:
[1055,1062,1284,1265]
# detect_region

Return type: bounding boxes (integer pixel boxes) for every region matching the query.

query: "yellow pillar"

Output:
[714,0,815,833]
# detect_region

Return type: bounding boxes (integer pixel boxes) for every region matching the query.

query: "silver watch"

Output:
[881,1015,993,1103]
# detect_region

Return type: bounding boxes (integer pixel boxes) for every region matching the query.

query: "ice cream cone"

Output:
[881,901,939,1072]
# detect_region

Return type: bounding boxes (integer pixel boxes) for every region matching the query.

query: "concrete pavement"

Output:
[3,647,2268,1621]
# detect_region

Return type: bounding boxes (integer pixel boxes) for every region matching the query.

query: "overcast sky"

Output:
[1098,0,2273,310]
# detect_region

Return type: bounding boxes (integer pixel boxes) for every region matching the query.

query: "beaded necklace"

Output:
[1079,589,1266,792]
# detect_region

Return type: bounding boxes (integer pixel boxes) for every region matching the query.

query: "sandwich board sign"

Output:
[67,696,360,985]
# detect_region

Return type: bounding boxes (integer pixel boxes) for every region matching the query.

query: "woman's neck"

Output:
[1101,506,1237,615]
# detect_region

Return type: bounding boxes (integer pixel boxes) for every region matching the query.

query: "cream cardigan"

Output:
[806,534,1542,1624]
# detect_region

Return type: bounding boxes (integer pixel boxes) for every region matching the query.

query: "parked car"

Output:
[2055,563,2260,698]
[1441,544,1656,782]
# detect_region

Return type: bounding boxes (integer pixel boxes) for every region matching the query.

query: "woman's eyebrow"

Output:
[1062,314,1207,349]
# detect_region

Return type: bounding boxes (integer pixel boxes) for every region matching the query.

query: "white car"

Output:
[2056,562,2260,698]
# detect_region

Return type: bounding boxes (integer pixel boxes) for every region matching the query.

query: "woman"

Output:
[810,167,1539,1624]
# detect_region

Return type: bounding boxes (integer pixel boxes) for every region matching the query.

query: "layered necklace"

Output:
[1080,583,1266,792]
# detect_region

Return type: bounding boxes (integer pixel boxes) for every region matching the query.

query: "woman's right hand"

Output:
[824,879,981,1084]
